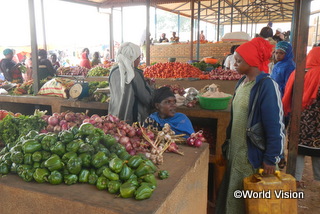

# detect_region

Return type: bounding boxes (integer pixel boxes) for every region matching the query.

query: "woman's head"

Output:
[259,26,273,38]
[38,49,47,59]
[116,42,141,68]
[306,46,320,69]
[274,41,293,62]
[3,49,13,59]
[82,48,89,54]
[153,87,176,118]
[93,51,100,59]
[234,37,273,74]
[51,53,57,62]
[230,45,240,54]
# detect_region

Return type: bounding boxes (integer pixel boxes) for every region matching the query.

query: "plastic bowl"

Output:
[198,94,232,110]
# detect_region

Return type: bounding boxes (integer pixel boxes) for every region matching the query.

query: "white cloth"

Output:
[116,42,141,94]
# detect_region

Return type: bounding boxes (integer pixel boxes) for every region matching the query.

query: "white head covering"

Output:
[116,42,141,93]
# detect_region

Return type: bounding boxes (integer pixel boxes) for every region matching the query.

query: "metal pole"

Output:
[146,0,150,66]
[287,0,311,176]
[28,0,39,94]
[196,0,200,61]
[109,7,114,60]
[190,0,195,60]
[121,7,124,44]
[217,0,220,41]
[230,0,234,32]
[315,16,319,44]
[155,6,157,41]
[178,12,181,38]
[40,0,47,50]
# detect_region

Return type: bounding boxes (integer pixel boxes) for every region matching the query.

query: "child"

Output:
[215,37,285,214]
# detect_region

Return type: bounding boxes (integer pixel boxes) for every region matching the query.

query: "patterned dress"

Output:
[215,81,256,214]
[298,87,320,157]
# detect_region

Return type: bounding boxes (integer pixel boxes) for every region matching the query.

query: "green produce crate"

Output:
[198,94,232,110]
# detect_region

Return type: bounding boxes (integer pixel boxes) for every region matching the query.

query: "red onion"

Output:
[65,112,74,122]
[88,119,96,125]
[194,139,203,147]
[82,118,90,123]
[52,113,59,118]
[94,116,103,123]
[127,129,136,137]
[53,125,62,133]
[129,149,136,156]
[125,143,133,151]
[146,131,155,140]
[119,136,130,145]
[48,116,59,126]
[46,125,54,132]
[40,129,48,133]
[187,138,195,146]
[42,115,50,122]
[59,120,67,126]
[61,123,69,130]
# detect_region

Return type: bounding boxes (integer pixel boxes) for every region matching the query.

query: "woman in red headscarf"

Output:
[282,46,320,188]
[216,37,285,214]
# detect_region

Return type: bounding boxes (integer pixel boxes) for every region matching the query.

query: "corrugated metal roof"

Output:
[61,0,295,25]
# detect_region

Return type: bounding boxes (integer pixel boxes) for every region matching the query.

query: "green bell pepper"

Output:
[33,168,49,183]
[96,176,109,190]
[9,144,22,153]
[19,168,35,182]
[79,123,95,136]
[142,159,157,173]
[22,139,42,154]
[96,165,108,176]
[0,147,8,156]
[127,155,143,169]
[158,170,169,180]
[23,153,33,165]
[0,163,9,175]
[32,151,42,162]
[135,183,155,200]
[25,130,39,139]
[50,141,66,157]
[119,164,133,181]
[66,139,83,153]
[92,151,109,168]
[142,174,157,186]
[41,134,58,151]
[109,157,124,173]
[70,126,79,136]
[102,168,119,181]
[58,130,74,144]
[48,170,63,185]
[34,133,46,143]
[126,177,139,187]
[85,134,101,147]
[17,164,33,176]
[64,174,78,185]
[78,143,94,154]
[10,151,24,164]
[135,163,154,178]
[88,169,98,185]
[107,180,121,194]
[41,151,52,161]
[44,154,64,172]
[33,162,41,169]
[79,169,90,183]
[67,157,82,174]
[118,150,131,161]
[62,151,77,164]
[79,153,92,168]
[101,134,117,149]
[120,182,137,198]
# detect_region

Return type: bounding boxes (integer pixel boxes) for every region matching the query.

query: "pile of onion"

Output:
[186,131,206,147]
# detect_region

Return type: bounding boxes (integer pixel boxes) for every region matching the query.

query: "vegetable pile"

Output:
[208,68,243,80]
[0,124,163,200]
[57,66,89,76]
[144,62,203,79]
[87,66,110,77]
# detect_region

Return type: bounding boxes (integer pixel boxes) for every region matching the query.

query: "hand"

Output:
[262,162,275,174]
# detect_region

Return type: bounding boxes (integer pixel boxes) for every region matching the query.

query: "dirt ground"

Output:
[296,156,320,214]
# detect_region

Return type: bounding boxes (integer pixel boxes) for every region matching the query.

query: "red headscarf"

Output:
[235,37,273,73]
[282,46,320,115]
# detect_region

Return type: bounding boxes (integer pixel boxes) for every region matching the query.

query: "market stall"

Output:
[0,144,209,214]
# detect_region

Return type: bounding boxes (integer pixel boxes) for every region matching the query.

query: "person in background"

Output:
[282,46,320,189]
[170,32,179,42]
[108,42,153,124]
[159,33,169,43]
[79,48,91,69]
[144,87,194,138]
[259,26,274,39]
[273,28,285,43]
[38,49,56,80]
[216,37,285,214]
[223,45,240,70]
[0,48,23,83]
[91,51,101,67]
[23,54,33,82]
[271,41,296,97]
[50,53,60,71]
[199,30,206,42]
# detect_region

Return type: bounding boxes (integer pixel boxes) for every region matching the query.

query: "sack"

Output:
[222,139,230,159]
[246,122,266,151]
[38,78,74,98]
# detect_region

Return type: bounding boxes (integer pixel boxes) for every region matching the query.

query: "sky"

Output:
[0,0,320,54]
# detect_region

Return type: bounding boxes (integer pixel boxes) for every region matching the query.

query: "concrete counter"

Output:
[0,144,209,214]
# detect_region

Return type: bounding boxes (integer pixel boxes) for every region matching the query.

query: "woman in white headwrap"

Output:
[108,42,153,124]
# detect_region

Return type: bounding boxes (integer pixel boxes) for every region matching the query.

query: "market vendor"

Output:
[79,48,91,69]
[144,86,194,138]
[0,48,23,83]
[170,32,179,42]
[108,42,153,124]
[38,49,56,80]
